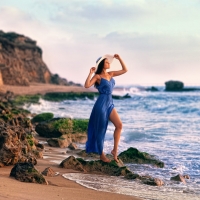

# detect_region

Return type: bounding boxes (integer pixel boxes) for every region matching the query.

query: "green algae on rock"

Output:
[118,147,164,168]
[60,156,164,186]
[43,92,99,101]
[12,94,41,105]
[35,117,88,138]
[31,112,54,123]
[10,162,47,184]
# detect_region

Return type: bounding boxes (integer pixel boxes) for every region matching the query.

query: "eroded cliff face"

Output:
[0,31,52,86]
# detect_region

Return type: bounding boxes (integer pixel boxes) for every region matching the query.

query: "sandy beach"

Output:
[0,136,142,200]
[0,83,96,95]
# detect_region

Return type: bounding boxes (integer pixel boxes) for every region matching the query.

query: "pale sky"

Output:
[0,0,200,86]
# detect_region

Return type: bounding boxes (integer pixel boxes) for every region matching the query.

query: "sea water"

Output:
[24,86,200,200]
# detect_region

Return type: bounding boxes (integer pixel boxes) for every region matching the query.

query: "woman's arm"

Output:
[84,67,99,88]
[109,54,128,77]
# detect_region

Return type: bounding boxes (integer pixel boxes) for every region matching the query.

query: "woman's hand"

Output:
[90,67,96,74]
[114,54,120,60]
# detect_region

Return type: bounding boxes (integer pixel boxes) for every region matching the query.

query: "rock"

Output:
[42,167,55,177]
[118,147,164,168]
[31,112,54,123]
[183,174,190,179]
[60,156,133,176]
[43,92,98,101]
[141,177,164,186]
[68,143,77,150]
[47,137,69,148]
[51,74,68,85]
[165,80,184,91]
[124,172,140,179]
[146,86,159,92]
[35,118,88,141]
[170,174,186,184]
[10,162,47,184]
[60,156,85,172]
[0,92,44,167]
[0,31,51,85]
[77,150,100,159]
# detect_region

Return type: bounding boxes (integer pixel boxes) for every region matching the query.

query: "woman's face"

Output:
[103,59,110,69]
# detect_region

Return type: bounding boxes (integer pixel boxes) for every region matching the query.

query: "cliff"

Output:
[0,31,71,86]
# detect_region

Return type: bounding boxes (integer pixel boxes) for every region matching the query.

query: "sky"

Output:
[0,0,200,86]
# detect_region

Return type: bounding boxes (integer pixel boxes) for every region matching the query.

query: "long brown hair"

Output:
[94,58,106,88]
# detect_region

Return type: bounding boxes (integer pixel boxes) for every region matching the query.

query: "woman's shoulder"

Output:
[108,71,114,77]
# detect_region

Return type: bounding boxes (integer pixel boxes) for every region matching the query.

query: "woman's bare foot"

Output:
[100,153,111,163]
[111,150,119,163]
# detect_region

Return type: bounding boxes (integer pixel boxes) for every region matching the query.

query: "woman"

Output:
[84,54,128,162]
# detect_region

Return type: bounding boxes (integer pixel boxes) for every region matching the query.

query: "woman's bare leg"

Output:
[109,108,122,162]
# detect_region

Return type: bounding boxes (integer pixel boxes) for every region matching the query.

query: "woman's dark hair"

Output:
[94,58,106,88]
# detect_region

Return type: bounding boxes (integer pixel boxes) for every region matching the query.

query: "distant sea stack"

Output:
[0,30,76,86]
[165,80,184,91]
[165,80,200,92]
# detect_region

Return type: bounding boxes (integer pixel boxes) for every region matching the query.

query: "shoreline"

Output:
[0,83,96,95]
[0,135,142,200]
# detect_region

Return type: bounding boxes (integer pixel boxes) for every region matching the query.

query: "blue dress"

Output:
[86,77,115,154]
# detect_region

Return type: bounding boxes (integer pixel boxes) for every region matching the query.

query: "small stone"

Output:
[183,174,190,179]
[170,174,186,184]
[68,143,77,150]
[42,167,55,177]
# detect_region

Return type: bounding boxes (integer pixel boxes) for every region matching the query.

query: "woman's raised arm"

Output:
[84,67,98,88]
[109,54,128,77]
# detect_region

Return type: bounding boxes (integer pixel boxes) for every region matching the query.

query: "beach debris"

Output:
[42,167,56,177]
[170,174,186,184]
[118,147,165,168]
[68,143,77,150]
[10,162,48,184]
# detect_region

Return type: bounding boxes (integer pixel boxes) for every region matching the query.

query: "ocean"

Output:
[23,85,200,200]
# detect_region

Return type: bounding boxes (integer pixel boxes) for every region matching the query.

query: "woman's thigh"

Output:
[109,108,122,129]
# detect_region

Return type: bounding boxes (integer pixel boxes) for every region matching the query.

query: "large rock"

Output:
[165,80,184,91]
[60,156,132,176]
[0,31,52,85]
[10,162,47,184]
[118,147,164,168]
[0,91,43,167]
[60,156,164,186]
[35,118,88,143]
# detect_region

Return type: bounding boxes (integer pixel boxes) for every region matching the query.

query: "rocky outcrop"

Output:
[10,162,47,184]
[35,118,87,143]
[118,147,164,168]
[0,31,52,86]
[0,30,80,86]
[0,91,43,167]
[165,80,184,91]
[60,156,164,186]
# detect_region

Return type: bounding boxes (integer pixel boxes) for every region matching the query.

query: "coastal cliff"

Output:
[0,30,72,86]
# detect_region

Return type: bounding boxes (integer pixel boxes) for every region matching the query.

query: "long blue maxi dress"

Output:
[86,77,115,154]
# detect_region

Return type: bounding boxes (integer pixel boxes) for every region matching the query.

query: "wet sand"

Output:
[0,136,142,200]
